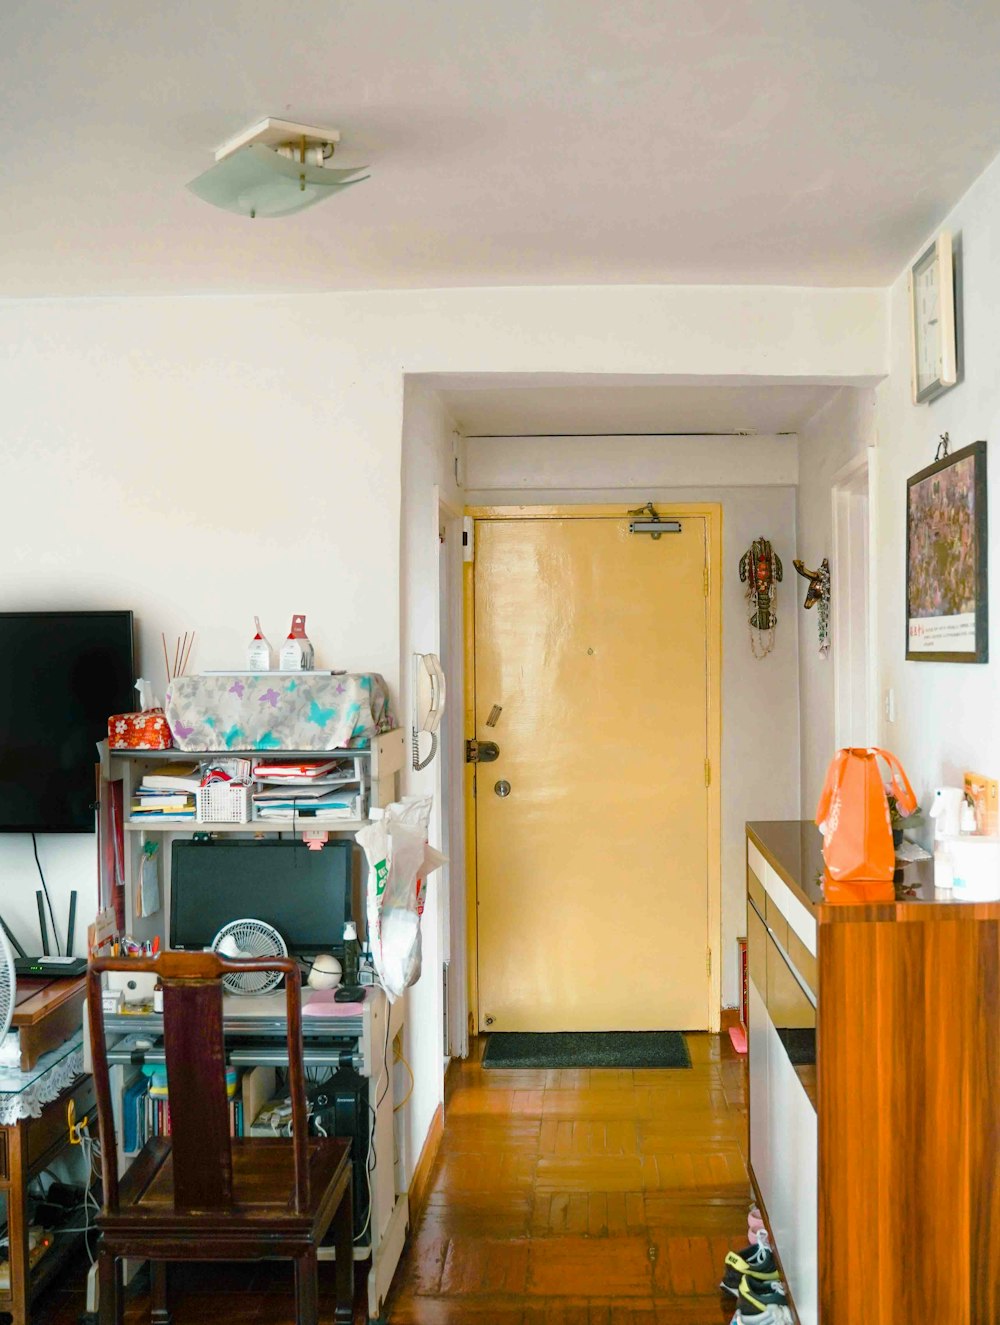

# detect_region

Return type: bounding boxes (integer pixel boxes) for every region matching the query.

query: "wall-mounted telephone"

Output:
[412,652,446,771]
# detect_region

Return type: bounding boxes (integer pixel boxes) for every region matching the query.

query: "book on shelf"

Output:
[131,794,193,810]
[139,763,202,794]
[122,1075,148,1155]
[127,1072,245,1149]
[129,808,196,821]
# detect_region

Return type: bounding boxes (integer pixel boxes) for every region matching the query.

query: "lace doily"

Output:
[0,1034,85,1125]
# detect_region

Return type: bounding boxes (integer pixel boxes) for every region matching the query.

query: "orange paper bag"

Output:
[815,747,917,883]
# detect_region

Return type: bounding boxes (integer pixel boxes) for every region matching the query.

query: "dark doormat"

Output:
[482,1030,691,1070]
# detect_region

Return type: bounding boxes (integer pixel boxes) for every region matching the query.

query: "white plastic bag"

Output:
[356,796,444,1000]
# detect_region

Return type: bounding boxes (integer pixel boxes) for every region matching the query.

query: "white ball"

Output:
[307,953,342,990]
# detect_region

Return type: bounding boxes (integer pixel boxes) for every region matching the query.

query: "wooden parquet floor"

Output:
[386,1031,749,1324]
[32,1033,748,1325]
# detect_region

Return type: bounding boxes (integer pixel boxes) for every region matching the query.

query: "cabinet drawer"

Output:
[788,930,818,999]
[765,893,789,949]
[747,899,767,994]
[27,1075,96,1173]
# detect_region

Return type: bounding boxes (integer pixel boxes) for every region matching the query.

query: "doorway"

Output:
[465,504,722,1034]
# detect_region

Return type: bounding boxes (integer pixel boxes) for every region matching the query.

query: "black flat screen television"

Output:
[170,839,353,958]
[0,611,135,832]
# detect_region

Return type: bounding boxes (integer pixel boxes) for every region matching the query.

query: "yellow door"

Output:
[474,515,711,1032]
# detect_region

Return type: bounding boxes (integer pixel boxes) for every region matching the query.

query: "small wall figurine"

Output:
[793,557,831,656]
[739,537,783,658]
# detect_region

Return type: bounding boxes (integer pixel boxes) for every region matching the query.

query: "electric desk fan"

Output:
[211,919,287,996]
[0,925,15,1050]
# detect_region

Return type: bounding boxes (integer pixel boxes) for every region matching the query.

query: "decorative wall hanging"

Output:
[793,558,831,657]
[910,230,960,404]
[739,537,783,658]
[906,439,988,663]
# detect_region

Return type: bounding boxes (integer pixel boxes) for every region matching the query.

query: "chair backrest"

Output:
[88,951,310,1215]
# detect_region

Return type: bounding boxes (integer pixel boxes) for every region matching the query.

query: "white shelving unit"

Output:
[94,728,408,1323]
[99,730,405,946]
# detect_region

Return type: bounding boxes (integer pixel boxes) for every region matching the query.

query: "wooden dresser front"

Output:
[746,820,1000,1325]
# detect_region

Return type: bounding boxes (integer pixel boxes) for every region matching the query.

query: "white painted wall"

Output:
[796,388,878,812]
[467,437,801,1007]
[792,146,1000,832]
[871,149,1000,817]
[0,281,885,1165]
[397,379,463,1178]
[467,433,799,490]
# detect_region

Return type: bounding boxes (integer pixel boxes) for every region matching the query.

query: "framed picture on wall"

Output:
[906,440,988,663]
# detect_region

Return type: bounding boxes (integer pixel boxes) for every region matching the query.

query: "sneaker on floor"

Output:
[734,1307,794,1325]
[738,1273,790,1317]
[747,1206,765,1240]
[720,1231,779,1297]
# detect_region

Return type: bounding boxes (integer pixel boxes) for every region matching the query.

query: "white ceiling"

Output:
[5,0,1000,297]
[442,381,840,436]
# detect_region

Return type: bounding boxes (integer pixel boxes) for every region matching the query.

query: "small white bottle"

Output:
[247,616,272,671]
[279,614,315,671]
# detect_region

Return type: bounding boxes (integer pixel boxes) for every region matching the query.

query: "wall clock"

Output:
[910,230,958,404]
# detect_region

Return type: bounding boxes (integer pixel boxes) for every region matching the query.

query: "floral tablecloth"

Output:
[164,672,394,752]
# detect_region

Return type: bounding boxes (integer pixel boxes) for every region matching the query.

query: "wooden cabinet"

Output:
[0,1060,95,1325]
[747,820,1000,1325]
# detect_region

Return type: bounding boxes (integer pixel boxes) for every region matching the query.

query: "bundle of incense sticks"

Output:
[162,631,195,686]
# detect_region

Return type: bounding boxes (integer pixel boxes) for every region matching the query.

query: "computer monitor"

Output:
[169,839,352,959]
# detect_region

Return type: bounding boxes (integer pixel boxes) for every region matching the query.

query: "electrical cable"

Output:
[31,833,61,955]
[375,1003,392,1111]
[354,1101,377,1246]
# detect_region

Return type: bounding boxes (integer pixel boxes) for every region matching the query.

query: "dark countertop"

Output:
[746,820,1000,923]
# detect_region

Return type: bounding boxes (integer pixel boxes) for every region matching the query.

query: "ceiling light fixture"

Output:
[187,117,369,219]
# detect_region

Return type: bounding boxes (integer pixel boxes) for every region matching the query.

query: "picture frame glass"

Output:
[913,246,943,398]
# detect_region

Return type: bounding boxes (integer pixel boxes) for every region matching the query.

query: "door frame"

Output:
[831,449,878,747]
[463,502,723,1034]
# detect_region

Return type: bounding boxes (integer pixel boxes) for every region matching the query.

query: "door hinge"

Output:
[703,565,709,597]
[706,947,712,976]
[462,516,474,563]
[704,758,711,787]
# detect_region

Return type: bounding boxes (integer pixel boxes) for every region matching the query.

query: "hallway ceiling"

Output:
[444,382,841,436]
[6,0,1000,296]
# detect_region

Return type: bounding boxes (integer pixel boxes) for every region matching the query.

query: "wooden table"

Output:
[1,976,92,1325]
[13,976,87,1071]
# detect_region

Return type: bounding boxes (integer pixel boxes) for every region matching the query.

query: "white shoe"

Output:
[735,1306,794,1324]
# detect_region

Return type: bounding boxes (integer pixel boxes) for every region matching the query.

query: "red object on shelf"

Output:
[108,709,173,750]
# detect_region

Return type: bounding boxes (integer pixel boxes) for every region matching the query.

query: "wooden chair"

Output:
[87,951,354,1325]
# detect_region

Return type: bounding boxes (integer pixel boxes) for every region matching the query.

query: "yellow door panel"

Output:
[474,516,710,1032]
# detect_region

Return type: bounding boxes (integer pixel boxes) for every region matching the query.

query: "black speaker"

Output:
[309,1067,371,1243]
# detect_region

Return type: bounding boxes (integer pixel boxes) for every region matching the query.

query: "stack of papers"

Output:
[132,763,200,820]
[252,758,353,782]
[253,787,364,821]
